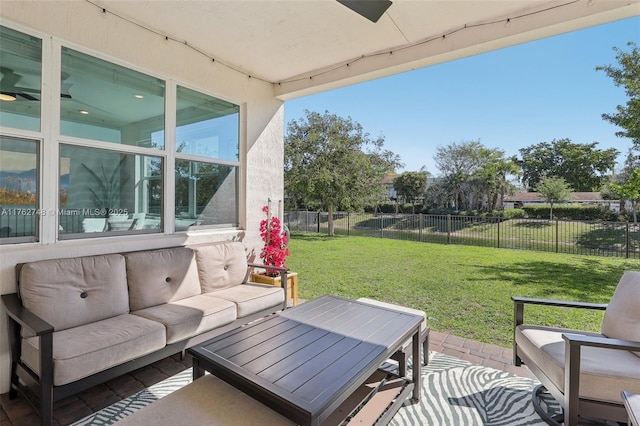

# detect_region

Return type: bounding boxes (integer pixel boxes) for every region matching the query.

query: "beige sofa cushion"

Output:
[126,247,201,311]
[515,325,640,404]
[192,242,248,292]
[206,283,283,318]
[19,254,129,332]
[21,314,166,386]
[601,271,640,345]
[132,295,237,344]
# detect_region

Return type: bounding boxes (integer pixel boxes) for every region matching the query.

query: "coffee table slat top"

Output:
[189,295,422,425]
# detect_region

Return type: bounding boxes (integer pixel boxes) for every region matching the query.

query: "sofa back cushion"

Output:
[601,271,640,348]
[192,242,247,292]
[125,247,201,311]
[19,254,129,332]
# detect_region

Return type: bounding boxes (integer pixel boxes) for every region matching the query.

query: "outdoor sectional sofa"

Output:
[2,241,287,426]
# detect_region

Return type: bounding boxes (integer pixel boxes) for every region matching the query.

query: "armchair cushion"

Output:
[515,325,640,404]
[601,271,640,350]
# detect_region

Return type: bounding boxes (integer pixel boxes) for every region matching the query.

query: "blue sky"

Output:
[284,16,640,176]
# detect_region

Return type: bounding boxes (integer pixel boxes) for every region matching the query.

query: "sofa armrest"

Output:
[247,263,290,290]
[2,293,53,336]
[247,263,289,274]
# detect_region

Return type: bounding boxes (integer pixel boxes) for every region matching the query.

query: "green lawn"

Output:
[286,232,638,348]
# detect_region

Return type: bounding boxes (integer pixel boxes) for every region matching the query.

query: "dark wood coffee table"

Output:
[188,295,423,426]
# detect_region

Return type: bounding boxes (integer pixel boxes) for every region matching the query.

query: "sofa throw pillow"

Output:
[19,254,129,332]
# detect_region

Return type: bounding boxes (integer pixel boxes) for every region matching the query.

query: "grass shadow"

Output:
[473,257,622,301]
[512,220,552,229]
[289,231,347,242]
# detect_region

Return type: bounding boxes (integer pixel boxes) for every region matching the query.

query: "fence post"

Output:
[381,215,384,239]
[419,213,423,242]
[555,219,559,253]
[497,217,500,249]
[626,222,630,259]
[447,214,451,244]
[317,212,320,233]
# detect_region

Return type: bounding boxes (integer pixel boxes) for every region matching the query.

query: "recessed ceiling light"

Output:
[79,110,89,115]
[134,94,144,99]
[0,93,17,101]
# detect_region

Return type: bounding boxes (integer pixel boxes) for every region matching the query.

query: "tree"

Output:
[601,148,640,213]
[596,42,640,148]
[610,168,640,224]
[393,170,428,212]
[534,176,572,220]
[517,139,618,191]
[434,141,515,211]
[477,156,520,211]
[433,141,485,209]
[284,110,402,236]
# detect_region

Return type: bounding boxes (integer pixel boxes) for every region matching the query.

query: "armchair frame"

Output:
[512,296,640,426]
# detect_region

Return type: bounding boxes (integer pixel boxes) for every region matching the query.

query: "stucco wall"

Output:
[0,1,284,394]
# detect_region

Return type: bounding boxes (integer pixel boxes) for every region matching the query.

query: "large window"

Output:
[58,145,163,237]
[0,26,42,131]
[175,86,239,229]
[0,137,39,243]
[60,47,165,148]
[1,25,242,243]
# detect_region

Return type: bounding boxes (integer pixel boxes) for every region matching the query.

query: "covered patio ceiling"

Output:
[87,1,639,99]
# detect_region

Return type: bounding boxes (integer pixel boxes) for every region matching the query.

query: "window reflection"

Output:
[0,26,42,131]
[176,86,239,161]
[175,160,238,229]
[0,136,38,243]
[60,47,165,148]
[58,145,163,237]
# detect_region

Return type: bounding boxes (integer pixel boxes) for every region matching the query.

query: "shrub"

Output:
[501,209,527,219]
[522,205,604,220]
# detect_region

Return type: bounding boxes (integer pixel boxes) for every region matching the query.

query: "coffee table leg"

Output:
[192,359,205,380]
[412,330,421,402]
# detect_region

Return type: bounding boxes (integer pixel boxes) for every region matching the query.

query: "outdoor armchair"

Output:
[512,271,640,426]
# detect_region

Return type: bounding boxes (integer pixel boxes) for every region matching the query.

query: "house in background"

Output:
[504,192,623,211]
[381,174,399,201]
[1,0,638,395]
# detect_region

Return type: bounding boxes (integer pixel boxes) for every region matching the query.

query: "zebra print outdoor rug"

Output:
[389,352,560,425]
[72,351,560,425]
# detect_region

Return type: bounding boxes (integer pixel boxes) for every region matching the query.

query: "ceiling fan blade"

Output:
[337,0,392,23]
[6,91,39,101]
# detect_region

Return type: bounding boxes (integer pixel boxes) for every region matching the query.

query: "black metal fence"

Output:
[284,211,640,259]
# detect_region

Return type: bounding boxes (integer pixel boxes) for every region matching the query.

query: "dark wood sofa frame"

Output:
[2,260,290,426]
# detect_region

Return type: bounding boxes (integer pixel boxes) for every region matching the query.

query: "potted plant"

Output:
[251,205,298,305]
[259,204,289,275]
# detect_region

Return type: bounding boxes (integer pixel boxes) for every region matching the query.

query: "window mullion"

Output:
[40,36,60,244]
[164,79,176,234]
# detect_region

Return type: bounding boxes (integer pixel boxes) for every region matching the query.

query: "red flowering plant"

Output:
[259,205,290,277]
